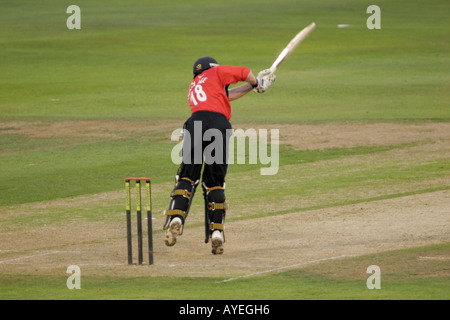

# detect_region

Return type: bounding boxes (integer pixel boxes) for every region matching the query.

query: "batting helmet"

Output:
[193,56,219,77]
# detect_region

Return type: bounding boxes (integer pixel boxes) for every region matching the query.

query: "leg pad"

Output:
[163,177,198,230]
[203,183,227,243]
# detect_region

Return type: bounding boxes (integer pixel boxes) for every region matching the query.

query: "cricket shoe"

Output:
[211,230,224,255]
[164,217,182,247]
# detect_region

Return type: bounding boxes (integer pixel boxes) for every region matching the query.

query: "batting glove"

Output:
[253,72,276,93]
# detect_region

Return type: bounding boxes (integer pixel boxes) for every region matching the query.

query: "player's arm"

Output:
[228,70,276,101]
[228,71,257,101]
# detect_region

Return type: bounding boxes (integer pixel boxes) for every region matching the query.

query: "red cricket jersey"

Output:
[187,65,250,120]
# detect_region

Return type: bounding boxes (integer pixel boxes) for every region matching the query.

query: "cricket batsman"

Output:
[163,56,276,254]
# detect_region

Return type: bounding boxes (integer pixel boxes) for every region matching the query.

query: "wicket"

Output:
[125,177,153,265]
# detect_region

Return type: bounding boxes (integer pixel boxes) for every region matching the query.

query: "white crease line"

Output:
[1,262,125,267]
[0,251,126,267]
[0,251,60,264]
[419,256,449,260]
[219,254,356,283]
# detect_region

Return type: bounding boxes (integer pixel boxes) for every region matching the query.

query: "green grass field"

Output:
[1,243,448,300]
[0,0,449,301]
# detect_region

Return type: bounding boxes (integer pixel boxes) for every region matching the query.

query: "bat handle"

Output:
[269,65,277,74]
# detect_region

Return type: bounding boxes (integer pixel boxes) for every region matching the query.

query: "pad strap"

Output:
[180,177,195,185]
[171,189,191,200]
[203,184,224,195]
[210,223,224,231]
[208,202,228,211]
[165,209,186,220]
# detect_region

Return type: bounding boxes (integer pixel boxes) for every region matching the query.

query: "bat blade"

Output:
[269,22,316,74]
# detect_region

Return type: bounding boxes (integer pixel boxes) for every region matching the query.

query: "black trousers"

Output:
[178,111,232,188]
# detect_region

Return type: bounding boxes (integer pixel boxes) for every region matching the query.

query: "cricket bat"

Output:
[269,22,316,74]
